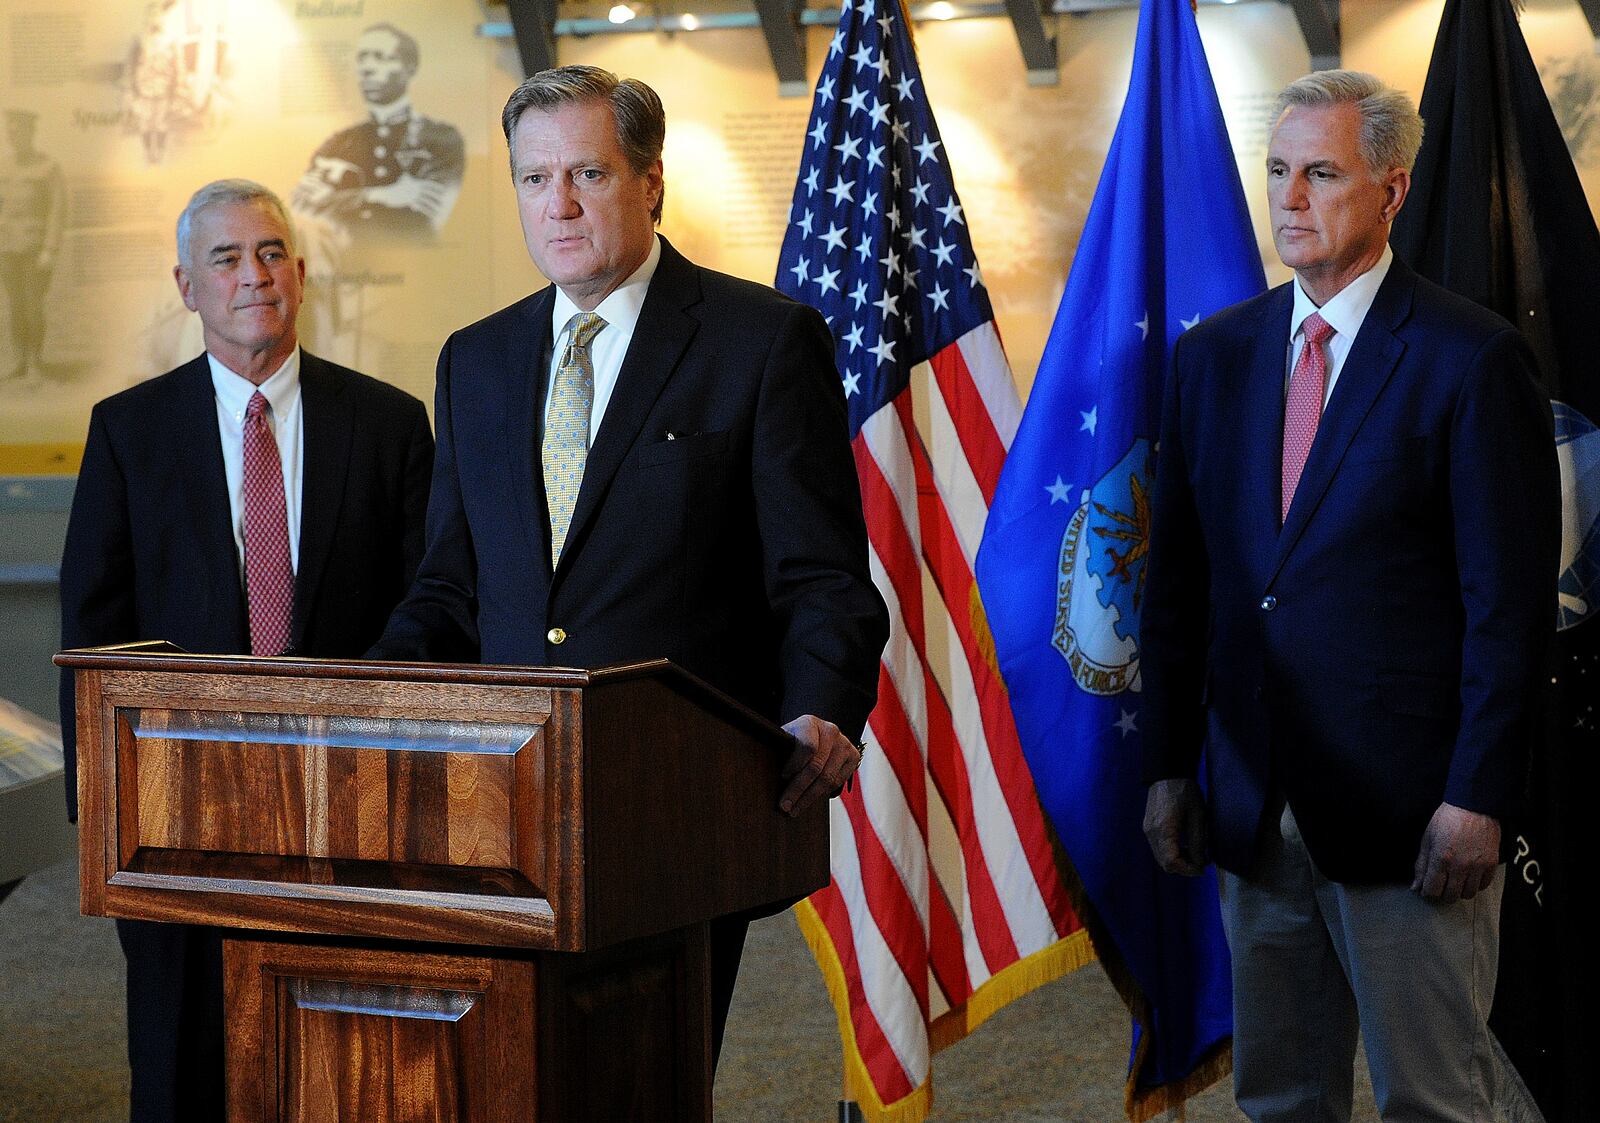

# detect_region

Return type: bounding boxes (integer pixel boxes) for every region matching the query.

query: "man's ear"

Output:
[646,159,664,214]
[1380,166,1411,226]
[173,263,196,312]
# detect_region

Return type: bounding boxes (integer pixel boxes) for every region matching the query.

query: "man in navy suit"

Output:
[59,179,432,1121]
[1140,72,1559,1121]
[369,65,887,1064]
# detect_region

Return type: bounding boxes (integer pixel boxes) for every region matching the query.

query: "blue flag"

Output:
[973,0,1265,1112]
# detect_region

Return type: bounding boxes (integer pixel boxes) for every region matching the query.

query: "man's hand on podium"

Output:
[779,714,864,817]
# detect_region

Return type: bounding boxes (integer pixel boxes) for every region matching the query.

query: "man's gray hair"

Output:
[1272,69,1425,176]
[501,64,666,222]
[175,179,294,264]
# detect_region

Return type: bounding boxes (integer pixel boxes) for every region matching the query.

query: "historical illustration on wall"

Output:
[1543,49,1600,166]
[290,22,465,249]
[121,0,232,165]
[0,108,66,386]
[0,0,502,469]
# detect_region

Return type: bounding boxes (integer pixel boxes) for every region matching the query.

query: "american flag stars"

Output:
[777,0,995,434]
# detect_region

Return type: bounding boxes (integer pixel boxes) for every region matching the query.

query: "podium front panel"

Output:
[77,665,580,948]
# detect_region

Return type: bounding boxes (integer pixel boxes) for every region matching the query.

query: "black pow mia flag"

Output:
[1392,1,1600,1120]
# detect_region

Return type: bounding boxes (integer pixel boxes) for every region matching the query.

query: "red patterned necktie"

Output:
[1281,312,1334,523]
[243,390,294,655]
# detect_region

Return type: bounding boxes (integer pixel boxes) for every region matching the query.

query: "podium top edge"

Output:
[53,642,611,687]
[54,647,791,747]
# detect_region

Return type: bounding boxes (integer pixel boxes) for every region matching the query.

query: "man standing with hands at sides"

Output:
[60,179,432,1121]
[1140,71,1559,1122]
[368,65,888,1064]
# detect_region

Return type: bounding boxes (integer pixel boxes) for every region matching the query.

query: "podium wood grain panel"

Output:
[226,939,535,1123]
[117,708,544,894]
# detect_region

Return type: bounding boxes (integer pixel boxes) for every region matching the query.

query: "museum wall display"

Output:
[0,0,1595,472]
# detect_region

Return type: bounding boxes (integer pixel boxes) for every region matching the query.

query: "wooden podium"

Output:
[56,642,828,1122]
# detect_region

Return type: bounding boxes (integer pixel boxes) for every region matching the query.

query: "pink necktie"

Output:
[243,391,293,655]
[1281,312,1334,523]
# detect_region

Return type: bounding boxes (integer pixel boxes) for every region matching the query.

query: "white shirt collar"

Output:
[1291,243,1394,342]
[551,235,662,343]
[368,97,413,127]
[207,348,302,419]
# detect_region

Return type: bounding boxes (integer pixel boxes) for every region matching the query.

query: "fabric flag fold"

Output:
[776,1,1089,1118]
[974,0,1264,1117]
[1391,2,1600,1119]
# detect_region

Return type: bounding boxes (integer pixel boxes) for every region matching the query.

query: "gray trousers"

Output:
[1220,802,1502,1123]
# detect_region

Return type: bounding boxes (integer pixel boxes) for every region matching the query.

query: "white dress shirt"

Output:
[544,234,662,444]
[208,349,304,579]
[1286,243,1394,406]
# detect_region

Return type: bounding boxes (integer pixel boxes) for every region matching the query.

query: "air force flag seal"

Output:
[1053,439,1153,696]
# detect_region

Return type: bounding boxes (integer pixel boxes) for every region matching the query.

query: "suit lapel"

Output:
[1238,287,1294,573]
[1269,261,1415,584]
[558,240,702,573]
[293,353,352,647]
[172,355,248,646]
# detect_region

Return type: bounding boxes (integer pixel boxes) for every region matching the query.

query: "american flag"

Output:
[776,1,1088,1115]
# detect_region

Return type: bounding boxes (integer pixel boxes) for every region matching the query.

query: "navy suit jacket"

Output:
[371,238,887,740]
[59,351,433,821]
[1141,257,1560,884]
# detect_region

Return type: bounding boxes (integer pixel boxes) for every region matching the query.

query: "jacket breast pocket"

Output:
[633,429,730,468]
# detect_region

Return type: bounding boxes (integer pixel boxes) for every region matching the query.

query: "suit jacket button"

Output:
[1259,595,1277,612]
[547,627,567,645]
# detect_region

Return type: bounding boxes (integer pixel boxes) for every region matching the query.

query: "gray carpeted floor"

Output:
[0,851,1381,1122]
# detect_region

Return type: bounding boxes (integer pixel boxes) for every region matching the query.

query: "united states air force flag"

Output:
[974,0,1265,1115]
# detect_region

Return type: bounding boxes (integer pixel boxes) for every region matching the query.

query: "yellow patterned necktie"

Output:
[543,311,606,565]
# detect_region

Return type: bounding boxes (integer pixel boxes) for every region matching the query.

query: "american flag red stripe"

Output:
[841,770,930,1014]
[896,383,1074,928]
[778,1,1089,1115]
[928,344,1007,502]
[809,879,919,1101]
[858,418,1026,968]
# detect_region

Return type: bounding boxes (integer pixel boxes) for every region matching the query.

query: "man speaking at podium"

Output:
[59,179,433,1121]
[369,65,888,1061]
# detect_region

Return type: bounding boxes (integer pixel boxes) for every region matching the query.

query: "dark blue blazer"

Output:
[1141,258,1560,883]
[59,351,433,821]
[370,239,887,739]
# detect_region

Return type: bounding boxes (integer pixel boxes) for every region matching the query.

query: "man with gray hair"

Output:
[59,178,433,1121]
[1140,71,1559,1120]
[369,65,888,1067]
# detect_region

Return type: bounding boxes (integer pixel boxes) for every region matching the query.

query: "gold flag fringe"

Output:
[968,580,1004,682]
[795,900,1095,1123]
[1126,1038,1233,1122]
